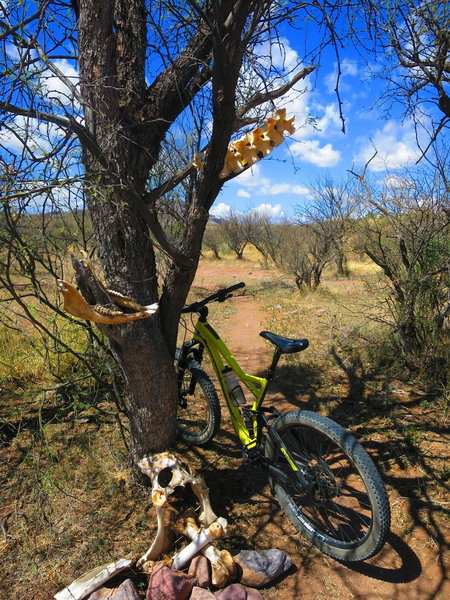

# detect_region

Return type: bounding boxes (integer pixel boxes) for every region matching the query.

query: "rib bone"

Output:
[54,558,133,600]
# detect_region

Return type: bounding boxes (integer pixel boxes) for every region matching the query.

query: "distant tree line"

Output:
[202,164,449,381]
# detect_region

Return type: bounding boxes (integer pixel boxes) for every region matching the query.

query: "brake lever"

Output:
[216,292,233,303]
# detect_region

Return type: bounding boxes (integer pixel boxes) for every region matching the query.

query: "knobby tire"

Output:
[176,352,221,445]
[265,410,390,561]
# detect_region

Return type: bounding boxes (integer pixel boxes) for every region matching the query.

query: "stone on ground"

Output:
[88,578,140,600]
[234,549,292,588]
[146,561,196,600]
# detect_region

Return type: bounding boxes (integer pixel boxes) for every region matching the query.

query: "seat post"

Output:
[267,348,282,382]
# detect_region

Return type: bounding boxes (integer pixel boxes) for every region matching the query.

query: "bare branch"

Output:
[236,65,315,119]
[0,101,107,167]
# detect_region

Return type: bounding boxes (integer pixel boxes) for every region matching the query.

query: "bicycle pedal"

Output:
[242,444,263,464]
[261,406,281,419]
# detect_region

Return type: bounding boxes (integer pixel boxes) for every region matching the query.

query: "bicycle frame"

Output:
[186,315,268,450]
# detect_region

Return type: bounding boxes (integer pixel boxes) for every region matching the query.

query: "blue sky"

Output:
[213,35,436,220]
[1,4,445,219]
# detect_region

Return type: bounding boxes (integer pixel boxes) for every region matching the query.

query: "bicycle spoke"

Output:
[277,424,375,546]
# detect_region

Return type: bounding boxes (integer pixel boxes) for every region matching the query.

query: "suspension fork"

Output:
[176,340,204,399]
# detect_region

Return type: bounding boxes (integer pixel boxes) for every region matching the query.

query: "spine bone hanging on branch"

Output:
[193,108,295,179]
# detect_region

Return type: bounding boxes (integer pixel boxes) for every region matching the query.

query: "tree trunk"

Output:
[396,301,420,364]
[74,0,251,467]
[76,0,182,461]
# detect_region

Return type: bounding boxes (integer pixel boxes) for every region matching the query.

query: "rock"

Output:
[188,555,211,588]
[88,579,140,600]
[191,586,217,599]
[214,583,265,600]
[214,583,247,600]
[245,588,265,600]
[234,549,292,588]
[146,561,197,600]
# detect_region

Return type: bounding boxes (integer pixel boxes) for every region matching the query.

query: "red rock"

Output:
[245,588,265,600]
[214,583,248,600]
[188,555,211,588]
[190,586,217,599]
[88,579,140,600]
[146,561,196,600]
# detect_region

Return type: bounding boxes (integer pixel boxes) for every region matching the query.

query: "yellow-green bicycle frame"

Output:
[191,317,267,449]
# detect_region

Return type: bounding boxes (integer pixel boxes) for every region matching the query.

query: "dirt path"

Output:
[214,286,449,600]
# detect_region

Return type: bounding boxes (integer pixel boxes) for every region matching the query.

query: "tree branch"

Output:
[236,65,315,120]
[0,101,108,167]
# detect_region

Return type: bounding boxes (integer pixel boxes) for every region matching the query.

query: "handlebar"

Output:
[181,281,245,314]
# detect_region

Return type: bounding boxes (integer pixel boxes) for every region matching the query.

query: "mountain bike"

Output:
[175,282,390,562]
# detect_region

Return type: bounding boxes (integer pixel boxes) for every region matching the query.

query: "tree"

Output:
[299,176,357,277]
[203,225,224,260]
[371,0,450,147]
[2,1,332,469]
[352,155,450,375]
[280,222,333,290]
[243,208,286,267]
[219,209,249,260]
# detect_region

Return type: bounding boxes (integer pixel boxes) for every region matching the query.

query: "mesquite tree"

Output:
[1,0,328,466]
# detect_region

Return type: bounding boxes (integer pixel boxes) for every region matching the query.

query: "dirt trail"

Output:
[215,284,450,600]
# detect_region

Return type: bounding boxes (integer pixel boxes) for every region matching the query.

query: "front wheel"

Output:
[176,351,221,445]
[265,410,390,561]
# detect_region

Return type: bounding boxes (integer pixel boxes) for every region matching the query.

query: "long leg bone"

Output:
[171,517,227,571]
[183,517,236,588]
[191,479,218,527]
[136,491,173,568]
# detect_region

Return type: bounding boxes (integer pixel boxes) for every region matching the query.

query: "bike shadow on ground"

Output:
[185,444,423,588]
[341,530,422,583]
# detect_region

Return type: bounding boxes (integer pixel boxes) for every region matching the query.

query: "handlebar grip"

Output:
[225,281,246,293]
[181,281,246,313]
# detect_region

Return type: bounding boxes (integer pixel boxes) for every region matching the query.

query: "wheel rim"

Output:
[276,425,374,549]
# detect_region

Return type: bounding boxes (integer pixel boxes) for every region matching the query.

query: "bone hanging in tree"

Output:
[57,279,158,324]
[193,108,296,178]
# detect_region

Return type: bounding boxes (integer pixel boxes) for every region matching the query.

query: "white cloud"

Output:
[212,202,232,218]
[0,115,65,155]
[257,37,300,71]
[341,59,358,76]
[325,59,359,94]
[234,163,272,189]
[355,120,422,171]
[269,182,310,196]
[231,163,310,196]
[249,203,285,218]
[211,201,286,220]
[40,59,79,106]
[290,139,341,167]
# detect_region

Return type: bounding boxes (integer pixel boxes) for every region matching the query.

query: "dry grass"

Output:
[1,251,449,600]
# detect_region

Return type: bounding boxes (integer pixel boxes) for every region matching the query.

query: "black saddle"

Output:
[260,331,309,354]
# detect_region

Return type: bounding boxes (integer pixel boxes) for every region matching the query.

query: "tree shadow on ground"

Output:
[183,343,449,599]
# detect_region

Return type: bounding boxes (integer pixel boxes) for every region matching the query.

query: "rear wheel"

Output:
[176,351,221,445]
[265,410,390,561]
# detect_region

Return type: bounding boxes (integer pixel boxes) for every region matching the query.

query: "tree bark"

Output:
[74,0,251,466]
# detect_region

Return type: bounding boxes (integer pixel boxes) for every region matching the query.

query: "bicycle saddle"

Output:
[260,331,309,354]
